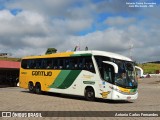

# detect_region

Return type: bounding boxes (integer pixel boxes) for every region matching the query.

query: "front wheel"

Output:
[85,87,95,101]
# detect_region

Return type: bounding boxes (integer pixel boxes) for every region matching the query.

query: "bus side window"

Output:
[35,59,41,69]
[53,59,58,69]
[29,60,36,69]
[101,63,114,84]
[69,58,74,70]
[84,57,95,73]
[41,59,47,69]
[58,59,64,69]
[65,59,69,69]
[69,58,78,70]
[46,59,53,69]
[78,57,84,69]
[74,58,79,69]
[21,60,27,69]
[27,60,31,68]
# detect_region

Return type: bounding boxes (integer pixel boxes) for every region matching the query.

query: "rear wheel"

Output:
[85,87,95,101]
[28,82,34,93]
[35,83,42,94]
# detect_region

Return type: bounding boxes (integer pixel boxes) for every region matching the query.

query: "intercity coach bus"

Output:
[19,50,138,100]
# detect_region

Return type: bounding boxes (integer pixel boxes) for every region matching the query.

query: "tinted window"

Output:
[94,56,110,69]
[21,56,95,73]
[21,59,27,69]
[94,56,114,83]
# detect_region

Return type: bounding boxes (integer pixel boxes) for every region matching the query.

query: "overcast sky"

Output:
[0,0,159,63]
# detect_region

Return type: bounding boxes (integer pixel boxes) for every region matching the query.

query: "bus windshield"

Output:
[94,56,138,89]
[114,60,138,89]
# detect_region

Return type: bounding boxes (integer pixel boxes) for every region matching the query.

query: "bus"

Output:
[19,50,138,101]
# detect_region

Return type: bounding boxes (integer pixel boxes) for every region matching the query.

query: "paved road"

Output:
[0,77,160,120]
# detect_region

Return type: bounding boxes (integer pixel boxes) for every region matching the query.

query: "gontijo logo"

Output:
[32,71,52,76]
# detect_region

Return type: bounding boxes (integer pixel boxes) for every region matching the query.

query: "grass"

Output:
[0,57,21,62]
[138,63,160,74]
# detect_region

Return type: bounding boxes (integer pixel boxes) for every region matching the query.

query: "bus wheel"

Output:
[28,82,34,93]
[35,83,42,94]
[85,87,95,101]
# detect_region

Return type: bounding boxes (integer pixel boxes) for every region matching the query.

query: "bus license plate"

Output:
[127,96,131,100]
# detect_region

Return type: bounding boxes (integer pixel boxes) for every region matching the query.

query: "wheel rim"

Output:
[88,91,94,98]
[85,88,95,100]
[28,83,33,92]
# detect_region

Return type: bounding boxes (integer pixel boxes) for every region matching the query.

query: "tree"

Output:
[45,48,57,54]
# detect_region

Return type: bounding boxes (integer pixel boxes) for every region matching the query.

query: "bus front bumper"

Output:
[111,90,138,100]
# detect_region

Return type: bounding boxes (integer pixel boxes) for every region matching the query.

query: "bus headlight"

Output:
[109,86,137,95]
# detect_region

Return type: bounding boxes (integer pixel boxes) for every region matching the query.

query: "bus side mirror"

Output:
[103,61,118,73]
[135,66,144,78]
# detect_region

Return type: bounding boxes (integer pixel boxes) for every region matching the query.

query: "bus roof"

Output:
[23,50,132,61]
[75,50,132,61]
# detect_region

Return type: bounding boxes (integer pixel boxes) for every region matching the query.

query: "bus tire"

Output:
[85,87,95,101]
[35,83,42,94]
[28,82,34,93]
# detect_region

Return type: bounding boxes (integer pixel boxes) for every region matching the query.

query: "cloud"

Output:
[67,28,131,54]
[106,16,136,26]
[0,10,49,48]
[0,10,48,35]
[0,0,159,63]
[93,0,140,14]
[51,18,93,34]
[12,47,46,57]
[0,1,95,54]
[5,0,85,17]
[65,16,160,62]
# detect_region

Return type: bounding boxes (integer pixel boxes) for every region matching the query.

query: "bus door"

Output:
[99,62,115,99]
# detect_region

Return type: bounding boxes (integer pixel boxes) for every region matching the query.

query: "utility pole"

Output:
[129,41,134,60]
